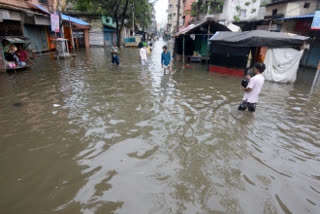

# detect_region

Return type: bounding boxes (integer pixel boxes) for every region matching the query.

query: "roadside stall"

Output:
[174,18,230,63]
[209,30,309,83]
[0,36,32,72]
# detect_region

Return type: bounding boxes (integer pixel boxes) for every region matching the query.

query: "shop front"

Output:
[0,9,23,36]
[62,14,90,50]
[23,14,50,52]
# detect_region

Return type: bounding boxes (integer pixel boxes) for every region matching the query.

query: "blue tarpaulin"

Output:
[61,14,89,26]
[32,4,50,14]
[32,4,89,26]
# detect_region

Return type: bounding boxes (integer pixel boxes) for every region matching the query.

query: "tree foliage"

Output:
[71,0,153,47]
[191,0,224,19]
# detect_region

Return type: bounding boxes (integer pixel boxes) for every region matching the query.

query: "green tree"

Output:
[133,0,153,31]
[71,0,153,47]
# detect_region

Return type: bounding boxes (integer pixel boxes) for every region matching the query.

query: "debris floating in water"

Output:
[13,102,23,107]
[53,104,61,107]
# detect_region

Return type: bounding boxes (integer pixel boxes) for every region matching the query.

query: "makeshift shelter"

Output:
[0,36,31,72]
[174,18,230,63]
[209,30,309,83]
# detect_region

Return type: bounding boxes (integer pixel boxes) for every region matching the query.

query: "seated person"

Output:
[5,44,19,62]
[16,45,34,66]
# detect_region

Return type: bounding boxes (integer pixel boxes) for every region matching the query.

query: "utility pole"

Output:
[176,0,181,32]
[132,0,135,36]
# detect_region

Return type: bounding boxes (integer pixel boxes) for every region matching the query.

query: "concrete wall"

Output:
[280,20,296,33]
[183,0,195,26]
[265,1,317,17]
[214,0,261,24]
[167,0,183,34]
[72,16,103,46]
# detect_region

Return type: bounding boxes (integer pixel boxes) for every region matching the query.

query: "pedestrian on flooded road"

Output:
[238,62,266,112]
[139,42,147,66]
[161,46,171,74]
[110,42,119,66]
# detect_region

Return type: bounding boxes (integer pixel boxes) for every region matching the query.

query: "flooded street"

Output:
[1,40,320,214]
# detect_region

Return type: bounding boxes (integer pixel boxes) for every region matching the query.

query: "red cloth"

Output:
[17,50,28,62]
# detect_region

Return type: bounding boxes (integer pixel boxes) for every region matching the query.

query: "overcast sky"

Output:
[155,0,168,27]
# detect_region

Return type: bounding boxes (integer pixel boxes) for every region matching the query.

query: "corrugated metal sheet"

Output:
[23,25,48,51]
[1,36,30,43]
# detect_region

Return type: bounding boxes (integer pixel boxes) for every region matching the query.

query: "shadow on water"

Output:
[0,40,320,214]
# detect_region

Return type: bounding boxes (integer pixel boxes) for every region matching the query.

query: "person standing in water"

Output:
[161,46,171,74]
[139,42,147,66]
[238,62,266,112]
[110,42,120,65]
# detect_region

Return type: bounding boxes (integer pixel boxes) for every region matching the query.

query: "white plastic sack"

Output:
[263,48,304,83]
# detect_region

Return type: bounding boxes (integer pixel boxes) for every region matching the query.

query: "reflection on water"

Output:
[0,41,320,214]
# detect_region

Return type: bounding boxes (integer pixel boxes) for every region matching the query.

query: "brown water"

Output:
[0,41,320,214]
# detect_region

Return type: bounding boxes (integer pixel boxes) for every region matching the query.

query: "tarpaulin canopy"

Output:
[61,14,90,26]
[1,36,30,43]
[209,30,309,48]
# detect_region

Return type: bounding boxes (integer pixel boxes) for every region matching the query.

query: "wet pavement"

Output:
[0,40,320,214]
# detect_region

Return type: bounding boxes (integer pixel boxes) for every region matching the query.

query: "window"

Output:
[272,9,277,15]
[38,0,48,5]
[304,2,310,8]
[240,9,246,18]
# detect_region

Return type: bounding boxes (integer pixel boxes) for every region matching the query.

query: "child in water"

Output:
[161,46,171,74]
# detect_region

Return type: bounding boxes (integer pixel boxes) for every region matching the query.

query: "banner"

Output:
[311,11,320,30]
[50,14,59,32]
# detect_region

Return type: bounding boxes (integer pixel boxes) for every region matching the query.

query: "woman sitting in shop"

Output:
[16,45,34,66]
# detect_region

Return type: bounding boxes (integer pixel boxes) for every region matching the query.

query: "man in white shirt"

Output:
[238,62,266,112]
[139,42,147,65]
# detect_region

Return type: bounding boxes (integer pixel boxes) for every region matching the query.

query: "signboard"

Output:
[311,11,320,30]
[73,31,84,38]
[50,14,60,32]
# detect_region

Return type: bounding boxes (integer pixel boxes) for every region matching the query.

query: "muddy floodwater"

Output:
[0,41,320,214]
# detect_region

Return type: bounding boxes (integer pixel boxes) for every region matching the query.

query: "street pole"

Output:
[69,17,75,52]
[132,0,135,36]
[176,0,181,33]
[183,36,185,63]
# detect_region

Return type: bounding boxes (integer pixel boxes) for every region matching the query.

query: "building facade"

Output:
[182,0,196,27]
[167,0,183,35]
[179,0,264,27]
[0,0,90,51]
[263,0,319,68]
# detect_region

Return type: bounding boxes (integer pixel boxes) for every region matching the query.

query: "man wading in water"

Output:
[238,62,266,112]
[161,46,171,74]
[110,42,120,66]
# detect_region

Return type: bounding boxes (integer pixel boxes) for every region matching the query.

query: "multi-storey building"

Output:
[167,0,183,35]
[182,0,196,27]
[192,0,263,25]
[263,0,319,68]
